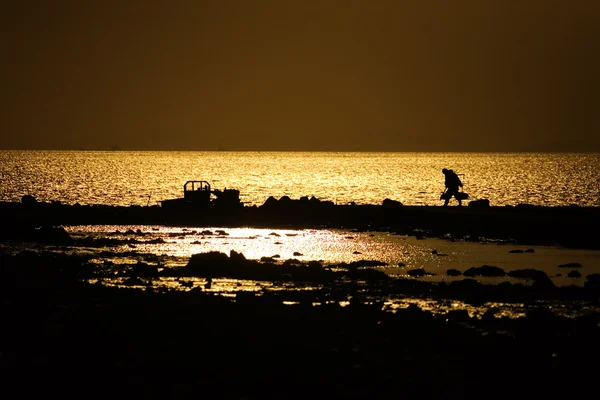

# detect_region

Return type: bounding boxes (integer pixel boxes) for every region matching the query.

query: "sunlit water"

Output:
[61,225,600,288]
[1,151,599,206]
[5,224,599,318]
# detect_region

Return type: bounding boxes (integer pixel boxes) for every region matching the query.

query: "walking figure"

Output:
[441,168,465,206]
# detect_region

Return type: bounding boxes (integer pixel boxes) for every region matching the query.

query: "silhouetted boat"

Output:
[160,180,242,210]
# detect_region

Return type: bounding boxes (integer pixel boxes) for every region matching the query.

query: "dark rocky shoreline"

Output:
[2,197,600,248]
[1,247,599,398]
[2,197,600,398]
[2,254,599,398]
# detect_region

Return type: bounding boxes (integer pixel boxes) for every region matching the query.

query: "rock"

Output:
[584,274,600,289]
[32,225,73,246]
[508,269,549,281]
[345,268,391,282]
[282,259,302,266]
[309,196,321,204]
[531,275,555,290]
[262,196,278,208]
[446,309,470,322]
[509,249,524,254]
[348,260,388,268]
[524,249,535,253]
[21,194,37,205]
[463,265,506,277]
[567,270,582,278]
[558,262,582,268]
[293,252,303,256]
[446,269,462,276]
[132,261,159,277]
[448,279,482,292]
[229,250,247,264]
[182,251,232,277]
[397,262,406,267]
[382,198,403,208]
[179,280,193,288]
[586,273,600,282]
[468,199,490,208]
[122,276,148,286]
[516,203,536,209]
[407,268,426,277]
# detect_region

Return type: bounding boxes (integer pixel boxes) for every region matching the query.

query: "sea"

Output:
[1,150,599,207]
[2,151,600,315]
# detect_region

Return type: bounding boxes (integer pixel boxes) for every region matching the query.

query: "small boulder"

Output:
[262,196,279,208]
[586,273,600,282]
[407,268,427,277]
[558,262,582,268]
[584,274,600,289]
[230,250,247,264]
[463,265,506,277]
[508,269,549,281]
[279,195,292,203]
[21,194,37,205]
[567,270,582,278]
[468,199,490,208]
[382,198,403,208]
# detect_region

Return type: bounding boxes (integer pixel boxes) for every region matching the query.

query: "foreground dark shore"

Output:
[2,198,600,248]
[2,255,599,399]
[2,198,600,398]
[1,247,599,398]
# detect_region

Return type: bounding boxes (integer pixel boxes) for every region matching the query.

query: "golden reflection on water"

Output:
[94,275,536,319]
[66,225,600,287]
[71,225,422,266]
[1,151,599,206]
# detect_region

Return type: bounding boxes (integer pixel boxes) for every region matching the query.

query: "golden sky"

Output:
[1,0,599,151]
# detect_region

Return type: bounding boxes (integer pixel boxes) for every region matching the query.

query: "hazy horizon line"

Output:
[2,148,599,154]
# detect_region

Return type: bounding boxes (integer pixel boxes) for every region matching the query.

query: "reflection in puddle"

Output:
[6,224,600,320]
[65,225,600,287]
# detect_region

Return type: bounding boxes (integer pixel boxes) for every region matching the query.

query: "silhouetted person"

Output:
[441,168,463,206]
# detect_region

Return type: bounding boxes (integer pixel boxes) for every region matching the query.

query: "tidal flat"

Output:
[1,200,600,397]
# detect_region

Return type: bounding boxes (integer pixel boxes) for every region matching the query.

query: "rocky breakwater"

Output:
[1,195,600,248]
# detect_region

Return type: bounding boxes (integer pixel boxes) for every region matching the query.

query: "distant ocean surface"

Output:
[1,151,599,207]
